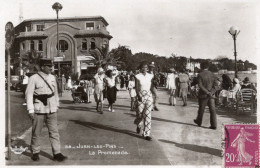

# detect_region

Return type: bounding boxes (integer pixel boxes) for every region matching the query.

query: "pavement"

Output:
[6,88,256,165]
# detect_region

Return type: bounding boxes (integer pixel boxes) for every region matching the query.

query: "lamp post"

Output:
[229,26,240,78]
[52,2,63,96]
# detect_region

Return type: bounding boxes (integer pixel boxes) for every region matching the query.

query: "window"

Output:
[38,40,43,51]
[82,39,87,50]
[26,25,31,32]
[86,22,94,30]
[30,41,34,50]
[21,43,25,50]
[56,40,68,52]
[90,38,95,49]
[37,25,44,31]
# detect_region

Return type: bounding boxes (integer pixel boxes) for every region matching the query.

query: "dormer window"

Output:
[86,22,94,30]
[26,25,31,32]
[37,25,44,31]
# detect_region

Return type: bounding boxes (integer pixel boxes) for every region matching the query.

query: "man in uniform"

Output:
[148,62,159,111]
[26,58,67,161]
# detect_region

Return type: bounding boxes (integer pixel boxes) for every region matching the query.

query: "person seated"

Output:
[241,77,256,92]
[76,82,88,103]
[228,78,241,105]
[219,74,232,107]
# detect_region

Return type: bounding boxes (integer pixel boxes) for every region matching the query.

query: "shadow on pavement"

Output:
[71,120,144,140]
[59,106,97,113]
[60,100,74,104]
[11,139,53,160]
[124,113,208,128]
[159,139,221,157]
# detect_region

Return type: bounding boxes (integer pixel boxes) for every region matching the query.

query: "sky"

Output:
[0,0,260,63]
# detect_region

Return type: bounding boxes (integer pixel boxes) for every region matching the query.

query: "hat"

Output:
[149,62,155,67]
[233,78,239,84]
[243,77,250,83]
[97,67,104,73]
[39,58,53,67]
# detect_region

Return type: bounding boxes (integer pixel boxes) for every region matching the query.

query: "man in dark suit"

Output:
[194,61,219,129]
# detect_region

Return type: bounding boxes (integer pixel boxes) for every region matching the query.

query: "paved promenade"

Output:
[6,88,256,165]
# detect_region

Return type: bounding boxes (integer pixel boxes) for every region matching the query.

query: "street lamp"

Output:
[229,26,240,78]
[52,2,63,96]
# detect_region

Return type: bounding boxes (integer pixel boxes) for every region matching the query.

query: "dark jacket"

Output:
[198,70,219,99]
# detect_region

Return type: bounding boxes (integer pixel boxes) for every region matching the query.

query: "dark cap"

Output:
[243,77,250,83]
[39,58,53,66]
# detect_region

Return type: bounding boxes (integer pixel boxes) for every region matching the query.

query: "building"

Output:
[13,16,112,77]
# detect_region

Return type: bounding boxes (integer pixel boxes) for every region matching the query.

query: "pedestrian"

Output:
[61,74,66,92]
[84,77,93,103]
[25,58,67,162]
[178,68,190,106]
[128,74,137,111]
[194,61,219,129]
[22,73,29,105]
[219,74,232,107]
[76,82,88,103]
[166,68,177,106]
[125,73,130,90]
[135,61,154,141]
[148,62,159,111]
[105,70,118,112]
[94,67,105,114]
[67,76,72,90]
[120,73,125,90]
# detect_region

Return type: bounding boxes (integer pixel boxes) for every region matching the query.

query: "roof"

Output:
[16,32,48,38]
[17,16,109,27]
[75,30,113,39]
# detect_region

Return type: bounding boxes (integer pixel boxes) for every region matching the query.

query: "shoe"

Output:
[209,126,217,130]
[53,153,68,162]
[111,109,115,112]
[136,126,141,134]
[194,119,201,127]
[154,107,159,111]
[22,103,27,106]
[100,111,103,114]
[145,136,152,141]
[108,108,111,112]
[31,153,40,161]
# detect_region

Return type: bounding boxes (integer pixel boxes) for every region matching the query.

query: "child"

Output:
[128,75,137,111]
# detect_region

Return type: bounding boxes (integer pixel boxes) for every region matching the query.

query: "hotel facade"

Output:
[13,16,112,76]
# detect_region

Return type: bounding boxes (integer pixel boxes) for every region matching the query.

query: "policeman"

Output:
[26,58,67,162]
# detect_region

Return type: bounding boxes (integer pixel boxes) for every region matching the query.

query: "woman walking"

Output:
[178,69,190,106]
[105,70,118,112]
[135,62,154,141]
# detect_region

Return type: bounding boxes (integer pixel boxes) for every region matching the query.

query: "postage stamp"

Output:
[223,124,260,168]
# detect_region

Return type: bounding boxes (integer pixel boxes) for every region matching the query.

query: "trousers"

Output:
[136,90,153,137]
[152,87,158,108]
[31,113,61,155]
[196,97,217,127]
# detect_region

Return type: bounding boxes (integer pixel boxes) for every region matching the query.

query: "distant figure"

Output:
[128,75,137,111]
[67,76,72,90]
[194,61,219,130]
[76,82,88,103]
[61,74,66,92]
[219,74,232,106]
[166,68,177,106]
[125,73,130,90]
[228,78,241,100]
[84,79,93,103]
[178,68,190,106]
[94,68,105,114]
[241,77,256,92]
[22,73,29,105]
[120,73,125,90]
[148,62,159,111]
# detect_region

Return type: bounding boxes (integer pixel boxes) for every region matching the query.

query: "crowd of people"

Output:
[23,58,257,162]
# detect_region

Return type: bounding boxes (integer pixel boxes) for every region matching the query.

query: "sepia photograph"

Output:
[1,0,259,167]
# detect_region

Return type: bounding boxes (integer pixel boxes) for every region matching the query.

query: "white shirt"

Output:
[166,73,176,90]
[135,73,154,91]
[106,76,116,88]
